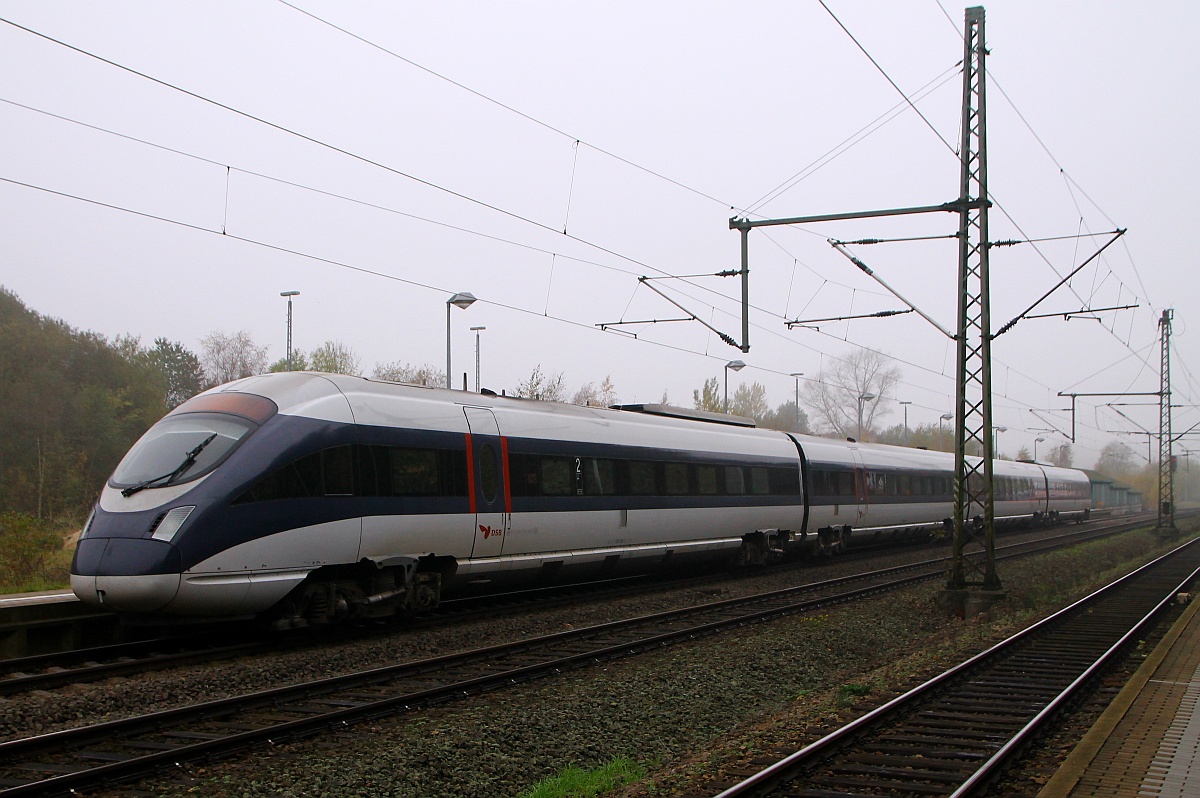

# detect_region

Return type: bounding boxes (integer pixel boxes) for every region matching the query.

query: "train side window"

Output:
[725,466,745,495]
[540,457,573,496]
[695,465,719,495]
[322,446,354,496]
[665,463,689,495]
[750,467,770,495]
[508,453,538,497]
[234,453,317,502]
[441,450,469,496]
[479,444,499,503]
[583,458,615,495]
[628,461,657,495]
[389,448,440,496]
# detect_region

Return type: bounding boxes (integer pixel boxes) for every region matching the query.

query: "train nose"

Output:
[71,538,183,612]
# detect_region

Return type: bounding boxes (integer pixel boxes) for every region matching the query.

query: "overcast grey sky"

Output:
[1,1,1196,469]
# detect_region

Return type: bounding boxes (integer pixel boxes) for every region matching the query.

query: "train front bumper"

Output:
[71,537,182,612]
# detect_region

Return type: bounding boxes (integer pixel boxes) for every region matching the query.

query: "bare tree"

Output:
[372,361,444,387]
[514,365,566,401]
[1046,443,1074,468]
[572,375,618,407]
[309,340,362,376]
[1094,441,1137,477]
[801,349,901,440]
[199,330,268,388]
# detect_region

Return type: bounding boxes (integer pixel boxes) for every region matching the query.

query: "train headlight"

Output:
[149,506,196,542]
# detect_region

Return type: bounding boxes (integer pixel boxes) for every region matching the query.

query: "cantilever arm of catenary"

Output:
[828,240,956,339]
[636,277,742,350]
[994,229,1126,337]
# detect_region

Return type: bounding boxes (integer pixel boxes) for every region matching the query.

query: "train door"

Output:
[852,450,869,527]
[463,407,509,558]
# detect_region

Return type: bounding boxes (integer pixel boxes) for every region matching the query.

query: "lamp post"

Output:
[724,360,746,413]
[445,292,477,389]
[993,425,1007,458]
[899,400,912,442]
[280,291,300,371]
[790,372,804,431]
[856,393,877,441]
[940,413,953,451]
[1034,436,1045,461]
[470,326,486,392]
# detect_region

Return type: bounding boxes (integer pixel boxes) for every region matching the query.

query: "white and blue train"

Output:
[70,372,1091,625]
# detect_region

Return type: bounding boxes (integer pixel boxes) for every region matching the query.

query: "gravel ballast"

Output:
[6,525,1192,797]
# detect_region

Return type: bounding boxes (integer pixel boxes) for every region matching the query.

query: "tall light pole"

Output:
[940,413,953,451]
[993,425,1007,458]
[899,400,912,442]
[470,326,486,392]
[280,291,300,371]
[445,292,477,389]
[856,393,877,441]
[1034,436,1045,461]
[724,360,746,413]
[790,372,804,431]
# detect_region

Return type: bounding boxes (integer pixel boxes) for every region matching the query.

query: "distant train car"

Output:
[71,372,1091,626]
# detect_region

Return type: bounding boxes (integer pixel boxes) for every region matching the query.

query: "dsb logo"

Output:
[480,524,504,539]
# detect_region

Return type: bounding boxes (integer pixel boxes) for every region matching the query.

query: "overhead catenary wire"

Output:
[0,9,1184,458]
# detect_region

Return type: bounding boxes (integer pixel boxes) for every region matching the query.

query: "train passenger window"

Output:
[235,453,318,502]
[540,457,573,496]
[322,446,354,496]
[628,461,657,495]
[725,466,745,495]
[479,444,499,503]
[750,467,770,495]
[898,475,912,495]
[389,449,440,495]
[665,463,689,495]
[583,458,615,495]
[767,467,800,496]
[695,465,719,495]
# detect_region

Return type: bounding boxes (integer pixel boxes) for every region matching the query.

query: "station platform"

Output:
[1039,593,1200,797]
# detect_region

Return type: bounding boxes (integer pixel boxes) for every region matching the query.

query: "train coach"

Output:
[70,372,1090,627]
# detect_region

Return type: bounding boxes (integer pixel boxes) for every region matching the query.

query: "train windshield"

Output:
[110,413,256,490]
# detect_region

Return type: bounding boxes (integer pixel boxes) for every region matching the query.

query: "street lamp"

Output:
[445,292,477,389]
[940,413,953,451]
[280,291,300,371]
[993,425,1007,458]
[470,326,486,392]
[790,372,804,431]
[724,360,746,413]
[899,400,912,442]
[1034,436,1046,461]
[856,393,877,441]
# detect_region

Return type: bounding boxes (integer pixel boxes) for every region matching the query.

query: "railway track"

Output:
[0,519,1157,796]
[712,536,1200,798]
[0,518,1142,698]
[0,515,1155,698]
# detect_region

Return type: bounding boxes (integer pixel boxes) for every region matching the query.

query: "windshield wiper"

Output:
[121,433,218,498]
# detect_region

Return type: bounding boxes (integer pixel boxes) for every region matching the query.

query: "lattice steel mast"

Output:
[1158,308,1176,533]
[944,6,1002,599]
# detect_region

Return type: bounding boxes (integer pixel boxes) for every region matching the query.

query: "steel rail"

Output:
[0,525,1134,796]
[713,535,1200,797]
